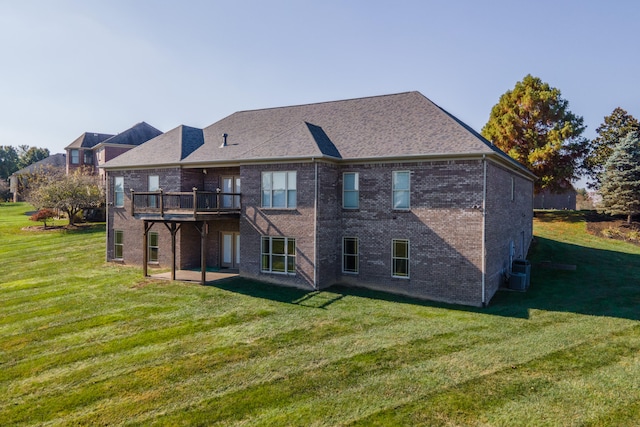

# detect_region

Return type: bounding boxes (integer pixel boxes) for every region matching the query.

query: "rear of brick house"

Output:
[102,92,534,307]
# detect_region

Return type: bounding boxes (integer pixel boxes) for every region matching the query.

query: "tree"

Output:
[18,146,50,170]
[0,146,19,179]
[481,75,587,193]
[28,168,104,226]
[599,132,640,224]
[582,107,640,189]
[29,208,56,229]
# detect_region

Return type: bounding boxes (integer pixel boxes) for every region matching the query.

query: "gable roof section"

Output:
[65,132,114,149]
[97,122,162,147]
[101,91,533,178]
[9,153,66,177]
[102,125,204,168]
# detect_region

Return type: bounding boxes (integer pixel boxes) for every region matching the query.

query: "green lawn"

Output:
[1,203,639,426]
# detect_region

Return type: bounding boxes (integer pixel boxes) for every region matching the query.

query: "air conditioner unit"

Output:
[509,272,527,291]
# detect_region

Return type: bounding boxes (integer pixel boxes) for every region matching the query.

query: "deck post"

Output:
[142,220,149,277]
[200,222,208,285]
[193,188,198,217]
[170,222,177,281]
[159,189,164,217]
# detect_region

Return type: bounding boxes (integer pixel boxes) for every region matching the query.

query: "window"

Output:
[342,237,359,274]
[148,232,159,263]
[261,236,296,274]
[70,149,79,164]
[83,150,93,165]
[114,230,124,260]
[343,172,359,209]
[114,177,124,208]
[393,171,410,210]
[392,239,409,278]
[511,177,515,201]
[148,175,159,208]
[262,171,296,208]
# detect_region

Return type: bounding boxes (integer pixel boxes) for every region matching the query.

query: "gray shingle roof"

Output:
[98,122,162,147]
[102,125,203,168]
[65,132,114,149]
[9,153,66,176]
[101,91,532,177]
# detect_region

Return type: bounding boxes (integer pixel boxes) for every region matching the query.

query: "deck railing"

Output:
[130,189,241,217]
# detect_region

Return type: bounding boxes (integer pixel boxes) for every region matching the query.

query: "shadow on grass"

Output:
[209,235,640,321]
[533,210,586,223]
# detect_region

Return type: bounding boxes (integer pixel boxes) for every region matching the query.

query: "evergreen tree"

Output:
[582,107,640,189]
[599,132,640,224]
[482,75,587,193]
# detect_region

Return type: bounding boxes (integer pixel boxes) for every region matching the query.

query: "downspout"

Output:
[481,155,487,306]
[105,173,110,262]
[313,159,318,289]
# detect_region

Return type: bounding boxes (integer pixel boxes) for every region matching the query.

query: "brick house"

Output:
[102,92,535,307]
[65,122,162,178]
[8,153,66,202]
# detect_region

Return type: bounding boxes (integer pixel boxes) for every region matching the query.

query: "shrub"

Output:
[29,208,56,228]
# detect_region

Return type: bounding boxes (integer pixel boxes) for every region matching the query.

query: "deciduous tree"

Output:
[599,132,640,224]
[481,75,587,193]
[582,107,640,189]
[28,168,104,226]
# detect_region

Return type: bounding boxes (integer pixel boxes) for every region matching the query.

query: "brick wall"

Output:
[240,163,317,289]
[105,158,533,307]
[484,160,534,301]
[329,160,485,305]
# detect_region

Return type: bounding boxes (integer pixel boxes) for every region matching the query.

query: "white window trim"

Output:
[342,237,359,274]
[391,239,410,279]
[114,176,124,208]
[392,170,411,210]
[261,236,296,275]
[261,171,297,209]
[148,231,159,264]
[114,230,124,260]
[342,172,359,209]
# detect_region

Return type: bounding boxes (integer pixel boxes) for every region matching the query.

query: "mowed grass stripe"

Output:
[1,205,640,425]
[343,324,640,427]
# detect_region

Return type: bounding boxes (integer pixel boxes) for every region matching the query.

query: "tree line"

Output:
[0,145,50,179]
[482,74,640,223]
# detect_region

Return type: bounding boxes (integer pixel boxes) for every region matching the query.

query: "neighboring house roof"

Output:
[95,122,163,148]
[101,91,534,178]
[106,125,203,166]
[9,153,66,177]
[65,132,114,150]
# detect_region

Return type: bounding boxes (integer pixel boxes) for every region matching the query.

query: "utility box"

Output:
[509,272,527,291]
[512,259,531,289]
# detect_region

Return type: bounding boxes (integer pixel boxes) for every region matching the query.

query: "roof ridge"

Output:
[233,91,419,115]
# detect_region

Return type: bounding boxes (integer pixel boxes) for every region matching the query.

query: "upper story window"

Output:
[262,171,296,208]
[83,150,93,165]
[114,177,124,208]
[70,149,79,164]
[148,175,159,208]
[392,171,410,210]
[343,172,359,209]
[511,177,515,201]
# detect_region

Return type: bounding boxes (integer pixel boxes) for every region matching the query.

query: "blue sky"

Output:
[2,0,639,176]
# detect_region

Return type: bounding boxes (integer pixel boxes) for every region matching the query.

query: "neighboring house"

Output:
[101,92,535,307]
[65,122,162,177]
[533,187,577,210]
[8,153,66,202]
